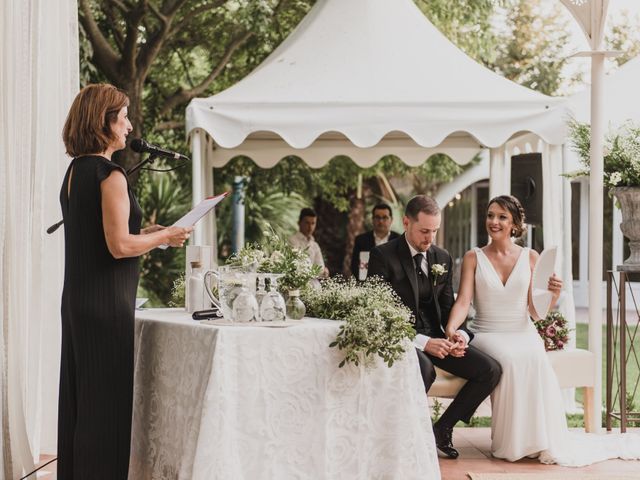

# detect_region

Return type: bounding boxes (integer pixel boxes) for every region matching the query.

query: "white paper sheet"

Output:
[531,246,557,318]
[159,192,228,249]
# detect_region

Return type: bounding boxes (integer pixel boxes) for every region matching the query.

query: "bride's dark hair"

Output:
[488,195,526,237]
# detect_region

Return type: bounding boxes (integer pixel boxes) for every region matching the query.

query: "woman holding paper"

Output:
[58,84,192,479]
[445,195,640,466]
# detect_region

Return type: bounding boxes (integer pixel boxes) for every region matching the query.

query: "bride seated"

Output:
[444,194,640,467]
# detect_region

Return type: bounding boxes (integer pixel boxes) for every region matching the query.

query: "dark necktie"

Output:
[414,253,426,283]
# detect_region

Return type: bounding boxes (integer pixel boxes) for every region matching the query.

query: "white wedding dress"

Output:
[469,247,640,466]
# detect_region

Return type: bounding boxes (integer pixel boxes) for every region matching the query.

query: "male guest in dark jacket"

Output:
[350,203,400,280]
[367,195,501,460]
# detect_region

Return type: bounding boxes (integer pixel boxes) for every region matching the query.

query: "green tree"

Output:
[491,0,570,96]
[606,11,640,67]
[416,0,503,66]
[136,170,191,305]
[79,0,316,176]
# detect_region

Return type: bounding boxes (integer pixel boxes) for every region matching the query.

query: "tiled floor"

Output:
[32,428,640,479]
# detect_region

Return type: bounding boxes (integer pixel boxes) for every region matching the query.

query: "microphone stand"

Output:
[47,153,160,235]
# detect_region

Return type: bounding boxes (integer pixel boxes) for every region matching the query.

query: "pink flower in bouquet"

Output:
[557,341,564,349]
[545,325,557,337]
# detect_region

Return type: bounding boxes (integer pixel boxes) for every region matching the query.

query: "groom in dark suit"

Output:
[368,195,501,459]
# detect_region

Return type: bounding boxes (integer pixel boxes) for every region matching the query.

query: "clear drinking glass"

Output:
[259,274,286,322]
[232,285,259,322]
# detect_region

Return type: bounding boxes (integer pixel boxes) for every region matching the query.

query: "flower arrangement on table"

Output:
[228,229,322,292]
[533,310,570,351]
[302,277,416,368]
[221,231,416,369]
[567,119,640,188]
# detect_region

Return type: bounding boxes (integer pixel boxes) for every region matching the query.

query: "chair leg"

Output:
[583,386,595,433]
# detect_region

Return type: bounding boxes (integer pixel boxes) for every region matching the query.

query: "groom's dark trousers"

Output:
[368,235,501,428]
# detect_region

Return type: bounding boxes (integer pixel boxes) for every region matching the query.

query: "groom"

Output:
[367,195,501,459]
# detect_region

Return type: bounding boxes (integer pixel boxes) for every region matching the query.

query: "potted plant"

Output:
[568,119,640,269]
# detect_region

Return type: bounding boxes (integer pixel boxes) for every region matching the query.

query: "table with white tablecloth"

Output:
[129,309,440,480]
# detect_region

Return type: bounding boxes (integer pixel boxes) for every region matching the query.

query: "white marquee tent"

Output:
[185,0,569,247]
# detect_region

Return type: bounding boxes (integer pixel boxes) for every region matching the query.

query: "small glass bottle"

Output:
[285,289,306,320]
[187,261,205,313]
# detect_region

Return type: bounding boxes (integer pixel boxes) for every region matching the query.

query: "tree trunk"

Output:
[312,198,347,277]
[342,192,367,277]
[106,80,147,183]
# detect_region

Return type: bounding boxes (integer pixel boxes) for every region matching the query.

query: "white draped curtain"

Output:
[0,0,78,477]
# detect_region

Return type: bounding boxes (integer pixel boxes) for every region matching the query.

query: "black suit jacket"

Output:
[367,234,472,340]
[350,230,400,278]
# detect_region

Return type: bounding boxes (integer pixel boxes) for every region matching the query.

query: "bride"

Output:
[444,194,640,466]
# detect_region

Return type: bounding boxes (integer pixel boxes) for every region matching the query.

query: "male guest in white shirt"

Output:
[350,203,400,280]
[367,195,501,460]
[289,208,329,277]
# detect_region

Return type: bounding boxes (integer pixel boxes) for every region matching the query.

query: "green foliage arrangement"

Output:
[137,171,190,305]
[533,310,570,351]
[303,277,416,368]
[169,273,185,308]
[228,230,322,292]
[568,119,640,189]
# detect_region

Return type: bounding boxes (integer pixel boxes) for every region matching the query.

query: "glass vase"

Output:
[285,290,306,320]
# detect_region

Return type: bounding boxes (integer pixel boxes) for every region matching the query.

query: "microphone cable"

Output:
[19,457,57,479]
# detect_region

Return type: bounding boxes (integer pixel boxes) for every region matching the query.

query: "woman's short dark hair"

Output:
[404,195,440,220]
[62,83,129,157]
[488,195,527,237]
[372,203,393,217]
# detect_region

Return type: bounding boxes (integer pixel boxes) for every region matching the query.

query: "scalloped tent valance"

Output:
[186,0,567,165]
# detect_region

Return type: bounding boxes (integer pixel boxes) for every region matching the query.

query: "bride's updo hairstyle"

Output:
[488,195,526,238]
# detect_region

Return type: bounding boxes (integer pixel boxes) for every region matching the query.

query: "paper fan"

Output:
[531,246,557,318]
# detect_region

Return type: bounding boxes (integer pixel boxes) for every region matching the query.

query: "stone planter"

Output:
[612,186,640,270]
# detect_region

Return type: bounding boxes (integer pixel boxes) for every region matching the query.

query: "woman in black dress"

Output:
[58,84,192,479]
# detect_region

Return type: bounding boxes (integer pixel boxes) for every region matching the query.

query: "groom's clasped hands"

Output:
[425,332,468,359]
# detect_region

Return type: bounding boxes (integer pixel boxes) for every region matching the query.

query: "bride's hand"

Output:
[448,332,468,357]
[547,274,563,295]
[445,324,457,340]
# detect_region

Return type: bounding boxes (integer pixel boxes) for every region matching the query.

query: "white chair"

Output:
[427,348,597,432]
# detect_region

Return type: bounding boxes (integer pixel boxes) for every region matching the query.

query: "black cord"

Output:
[20,457,57,479]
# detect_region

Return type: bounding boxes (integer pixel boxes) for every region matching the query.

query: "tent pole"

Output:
[588,51,605,434]
[191,129,203,245]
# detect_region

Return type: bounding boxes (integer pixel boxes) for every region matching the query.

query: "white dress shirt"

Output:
[373,232,391,246]
[404,238,469,352]
[289,231,326,269]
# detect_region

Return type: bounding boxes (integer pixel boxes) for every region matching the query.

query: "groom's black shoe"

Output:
[433,423,459,459]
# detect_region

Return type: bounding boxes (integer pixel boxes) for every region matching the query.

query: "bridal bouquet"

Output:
[534,310,570,351]
[228,229,322,292]
[303,277,416,368]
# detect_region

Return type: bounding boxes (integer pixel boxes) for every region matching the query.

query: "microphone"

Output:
[130,138,190,161]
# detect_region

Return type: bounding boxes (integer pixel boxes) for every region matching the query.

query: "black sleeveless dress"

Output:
[57,155,142,479]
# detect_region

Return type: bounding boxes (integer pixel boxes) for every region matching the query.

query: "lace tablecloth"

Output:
[129,309,440,480]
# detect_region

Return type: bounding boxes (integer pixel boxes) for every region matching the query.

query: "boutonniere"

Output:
[430,263,448,286]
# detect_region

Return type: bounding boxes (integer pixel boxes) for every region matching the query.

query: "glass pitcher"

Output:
[203,263,258,322]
